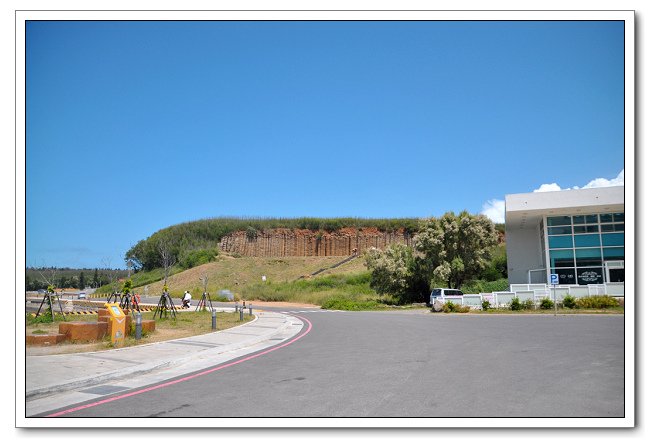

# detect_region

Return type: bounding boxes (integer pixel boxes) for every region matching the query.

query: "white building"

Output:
[504,186,624,286]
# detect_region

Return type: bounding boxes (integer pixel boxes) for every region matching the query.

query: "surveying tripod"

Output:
[195,291,214,312]
[119,292,141,312]
[107,291,121,304]
[34,291,66,321]
[153,291,177,319]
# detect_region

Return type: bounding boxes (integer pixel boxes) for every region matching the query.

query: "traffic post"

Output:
[135,311,142,340]
[549,273,559,316]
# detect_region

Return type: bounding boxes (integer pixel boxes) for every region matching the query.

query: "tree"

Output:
[92,268,99,288]
[79,271,86,290]
[158,238,177,290]
[102,257,119,294]
[363,244,430,304]
[414,211,498,289]
[363,211,499,302]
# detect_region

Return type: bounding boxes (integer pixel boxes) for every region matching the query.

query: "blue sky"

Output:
[25,20,625,268]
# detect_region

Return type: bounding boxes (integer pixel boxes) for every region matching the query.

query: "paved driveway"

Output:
[45,312,624,418]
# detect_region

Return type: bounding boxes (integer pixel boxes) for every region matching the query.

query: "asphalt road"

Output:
[42,311,624,418]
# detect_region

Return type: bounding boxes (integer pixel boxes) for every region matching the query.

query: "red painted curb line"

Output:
[46,315,313,417]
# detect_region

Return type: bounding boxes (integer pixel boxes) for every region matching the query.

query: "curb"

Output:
[26,311,298,401]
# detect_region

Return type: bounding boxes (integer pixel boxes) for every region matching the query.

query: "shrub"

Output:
[461,278,510,294]
[321,298,383,311]
[456,305,471,313]
[437,301,470,313]
[442,301,458,313]
[180,248,219,269]
[122,278,133,294]
[522,299,535,310]
[481,300,491,311]
[575,295,620,309]
[510,297,522,311]
[245,226,258,240]
[563,295,577,309]
[540,298,554,310]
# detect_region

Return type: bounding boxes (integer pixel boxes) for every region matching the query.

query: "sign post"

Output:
[549,273,559,316]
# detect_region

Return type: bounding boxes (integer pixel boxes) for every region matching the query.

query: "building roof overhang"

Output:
[505,186,624,231]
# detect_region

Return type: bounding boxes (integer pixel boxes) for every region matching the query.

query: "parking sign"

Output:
[549,274,559,285]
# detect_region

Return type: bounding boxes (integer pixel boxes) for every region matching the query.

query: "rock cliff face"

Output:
[219,227,413,257]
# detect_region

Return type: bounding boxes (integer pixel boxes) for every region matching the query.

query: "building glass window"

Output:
[602,233,624,246]
[549,249,574,268]
[575,248,602,266]
[576,267,604,285]
[548,226,572,235]
[573,225,599,234]
[548,236,573,249]
[551,268,576,285]
[603,247,624,260]
[574,234,601,247]
[547,216,572,226]
[544,212,624,285]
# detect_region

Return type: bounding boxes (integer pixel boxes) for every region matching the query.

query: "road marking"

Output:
[279,310,345,314]
[45,316,313,417]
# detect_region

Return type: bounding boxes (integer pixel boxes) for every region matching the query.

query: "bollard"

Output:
[235,304,239,313]
[249,305,253,316]
[135,312,142,340]
[239,308,243,321]
[212,310,217,330]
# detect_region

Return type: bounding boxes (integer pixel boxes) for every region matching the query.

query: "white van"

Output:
[428,288,464,306]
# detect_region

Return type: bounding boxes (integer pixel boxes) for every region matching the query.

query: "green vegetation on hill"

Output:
[241,272,392,307]
[125,217,422,271]
[102,249,508,310]
[123,255,368,299]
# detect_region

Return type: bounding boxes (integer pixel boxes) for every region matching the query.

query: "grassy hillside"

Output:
[133,255,371,301]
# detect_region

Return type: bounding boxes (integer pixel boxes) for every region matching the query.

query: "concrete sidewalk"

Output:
[25,309,304,415]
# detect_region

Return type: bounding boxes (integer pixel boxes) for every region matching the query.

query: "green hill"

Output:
[133,254,370,301]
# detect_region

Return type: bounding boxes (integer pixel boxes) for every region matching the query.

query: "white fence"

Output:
[511,283,624,298]
[436,281,623,310]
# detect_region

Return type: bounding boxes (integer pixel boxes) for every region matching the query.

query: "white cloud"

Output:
[533,169,624,192]
[533,183,563,193]
[480,169,624,224]
[581,169,625,189]
[480,199,505,224]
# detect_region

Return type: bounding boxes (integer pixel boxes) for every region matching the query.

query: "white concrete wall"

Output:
[506,186,624,213]
[505,224,544,284]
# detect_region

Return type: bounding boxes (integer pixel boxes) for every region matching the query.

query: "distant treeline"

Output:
[25,267,129,291]
[125,217,424,271]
